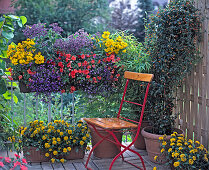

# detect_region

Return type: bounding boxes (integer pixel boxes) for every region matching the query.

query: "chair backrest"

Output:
[117,71,154,124]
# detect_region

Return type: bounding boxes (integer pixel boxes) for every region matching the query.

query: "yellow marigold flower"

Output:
[67,147,71,151]
[49,149,52,151]
[161,148,165,153]
[177,143,182,147]
[178,147,183,150]
[77,123,82,127]
[193,156,196,161]
[42,136,46,140]
[57,129,60,133]
[86,133,90,137]
[60,158,65,163]
[154,156,158,161]
[180,154,185,158]
[181,157,186,162]
[47,129,51,133]
[153,167,157,170]
[68,130,72,134]
[18,140,22,143]
[51,158,55,163]
[54,120,59,123]
[57,138,61,142]
[63,148,67,153]
[171,133,176,137]
[170,138,176,142]
[52,140,57,145]
[168,148,172,152]
[189,159,194,165]
[34,120,38,124]
[86,146,90,150]
[60,132,64,136]
[102,31,110,39]
[53,150,58,155]
[188,145,193,149]
[172,153,175,158]
[188,139,193,144]
[170,142,175,146]
[173,161,180,167]
[45,143,50,148]
[45,153,50,157]
[64,136,68,141]
[162,141,167,146]
[177,140,182,143]
[73,139,76,143]
[82,136,87,141]
[174,152,179,157]
[52,137,56,141]
[195,141,200,145]
[184,142,188,145]
[122,49,126,53]
[80,140,84,146]
[61,120,65,124]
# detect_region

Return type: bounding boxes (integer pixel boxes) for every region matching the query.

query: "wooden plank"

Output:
[124,71,154,82]
[62,161,76,170]
[41,162,54,170]
[51,163,64,170]
[83,118,137,129]
[73,162,86,170]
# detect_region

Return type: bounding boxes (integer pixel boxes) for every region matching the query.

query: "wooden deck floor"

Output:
[0,145,170,170]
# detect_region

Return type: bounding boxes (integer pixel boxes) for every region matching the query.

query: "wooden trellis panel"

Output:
[174,0,209,148]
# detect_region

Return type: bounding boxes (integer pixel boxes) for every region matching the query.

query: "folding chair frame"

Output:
[84,72,153,170]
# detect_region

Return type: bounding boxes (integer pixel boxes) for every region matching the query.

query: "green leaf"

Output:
[3,90,11,99]
[17,20,23,28]
[3,25,15,31]
[2,31,14,39]
[0,79,7,94]
[13,95,18,104]
[8,15,19,20]
[8,82,18,87]
[20,16,27,25]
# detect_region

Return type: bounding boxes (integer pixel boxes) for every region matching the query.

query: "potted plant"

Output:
[0,154,29,170]
[141,0,202,163]
[154,132,209,169]
[9,120,91,163]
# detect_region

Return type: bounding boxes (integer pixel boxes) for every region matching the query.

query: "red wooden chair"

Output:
[84,71,154,170]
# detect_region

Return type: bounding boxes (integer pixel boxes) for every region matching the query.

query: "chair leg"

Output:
[85,134,111,169]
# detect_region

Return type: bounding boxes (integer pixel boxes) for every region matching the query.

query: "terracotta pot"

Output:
[89,126,123,158]
[141,126,184,164]
[131,120,150,150]
[23,147,50,162]
[64,146,85,160]
[19,81,31,93]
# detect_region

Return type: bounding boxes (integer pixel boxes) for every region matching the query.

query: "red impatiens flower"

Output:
[86,75,90,79]
[98,60,101,64]
[106,57,111,62]
[81,54,85,59]
[97,76,102,80]
[14,161,21,168]
[18,75,23,80]
[83,70,89,75]
[103,58,106,62]
[21,165,28,170]
[83,60,88,66]
[86,54,90,58]
[70,86,76,93]
[70,71,76,78]
[71,56,76,61]
[22,159,27,164]
[58,62,64,68]
[65,54,71,62]
[14,154,20,158]
[78,63,82,67]
[91,59,95,64]
[60,68,63,73]
[67,62,71,68]
[4,157,11,163]
[92,65,95,68]
[0,162,4,167]
[116,74,120,77]
[61,89,65,93]
[87,65,91,69]
[8,76,13,81]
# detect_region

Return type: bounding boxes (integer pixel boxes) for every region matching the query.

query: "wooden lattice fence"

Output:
[174,0,209,148]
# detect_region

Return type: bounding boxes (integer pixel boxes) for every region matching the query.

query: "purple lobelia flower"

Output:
[23,23,48,39]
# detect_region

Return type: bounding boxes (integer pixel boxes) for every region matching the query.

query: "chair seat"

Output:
[83,118,138,130]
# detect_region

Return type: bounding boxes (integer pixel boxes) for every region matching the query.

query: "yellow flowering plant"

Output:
[155,132,209,169]
[9,120,90,163]
[7,38,44,82]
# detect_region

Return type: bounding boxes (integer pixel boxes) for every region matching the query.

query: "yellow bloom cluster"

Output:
[101,31,128,54]
[9,119,91,164]
[7,39,44,65]
[155,132,209,169]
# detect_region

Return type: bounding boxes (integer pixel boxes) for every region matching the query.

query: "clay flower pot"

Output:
[131,120,150,150]
[89,126,122,158]
[23,147,50,162]
[141,126,184,164]
[64,146,85,160]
